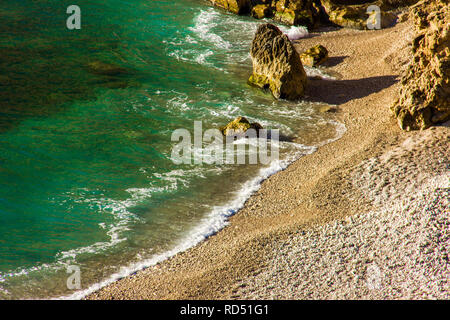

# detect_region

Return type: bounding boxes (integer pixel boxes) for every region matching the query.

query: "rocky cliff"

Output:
[391,0,449,130]
[207,0,416,29]
[209,0,252,14]
[210,0,323,27]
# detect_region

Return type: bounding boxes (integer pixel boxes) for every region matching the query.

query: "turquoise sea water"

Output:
[0,0,342,299]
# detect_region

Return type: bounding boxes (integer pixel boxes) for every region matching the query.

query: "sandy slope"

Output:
[86,19,449,300]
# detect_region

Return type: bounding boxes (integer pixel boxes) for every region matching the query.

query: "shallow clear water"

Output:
[0,0,342,299]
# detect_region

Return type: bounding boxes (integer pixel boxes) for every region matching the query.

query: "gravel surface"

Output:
[236,127,449,299]
[236,175,449,299]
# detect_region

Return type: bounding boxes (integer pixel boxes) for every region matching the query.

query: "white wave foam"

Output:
[281,26,309,41]
[0,263,53,284]
[164,8,234,69]
[195,49,214,65]
[167,48,218,69]
[304,66,336,80]
[321,119,347,146]
[166,8,257,69]
[56,190,146,262]
[0,286,10,297]
[0,187,146,288]
[189,9,232,50]
[207,104,242,118]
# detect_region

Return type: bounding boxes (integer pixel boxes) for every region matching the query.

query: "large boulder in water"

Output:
[220,116,263,137]
[390,0,450,130]
[87,61,128,76]
[248,23,307,100]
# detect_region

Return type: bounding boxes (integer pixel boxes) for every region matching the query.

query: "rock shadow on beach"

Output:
[305,75,398,105]
[320,55,349,67]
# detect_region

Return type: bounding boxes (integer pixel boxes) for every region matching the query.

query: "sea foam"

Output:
[283,26,309,41]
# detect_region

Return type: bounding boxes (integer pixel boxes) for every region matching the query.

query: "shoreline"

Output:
[61,96,346,300]
[62,127,342,300]
[86,18,449,299]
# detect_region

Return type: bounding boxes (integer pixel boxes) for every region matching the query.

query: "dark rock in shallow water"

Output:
[248,23,307,100]
[220,116,263,137]
[87,61,128,76]
[0,75,11,86]
[101,80,130,89]
[319,105,338,113]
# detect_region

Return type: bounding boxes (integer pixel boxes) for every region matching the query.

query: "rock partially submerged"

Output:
[391,0,449,130]
[319,105,337,113]
[248,24,307,100]
[300,44,329,67]
[87,61,128,76]
[220,116,263,136]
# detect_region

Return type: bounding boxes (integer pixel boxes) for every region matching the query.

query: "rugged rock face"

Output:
[320,0,397,30]
[251,4,273,19]
[220,116,263,136]
[209,0,405,29]
[380,0,420,8]
[248,24,307,100]
[209,0,251,14]
[390,0,449,130]
[320,0,370,29]
[300,44,329,67]
[212,0,325,27]
[271,0,323,27]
